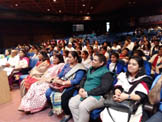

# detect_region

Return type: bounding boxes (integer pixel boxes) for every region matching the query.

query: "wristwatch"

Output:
[128,95,131,100]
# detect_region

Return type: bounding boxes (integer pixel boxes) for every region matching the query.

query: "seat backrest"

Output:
[29,58,38,69]
[27,52,35,57]
[144,61,151,76]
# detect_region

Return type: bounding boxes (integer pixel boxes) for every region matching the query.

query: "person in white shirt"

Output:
[140,40,151,58]
[93,40,100,51]
[7,49,30,88]
[65,42,75,51]
[3,49,20,76]
[87,46,94,60]
[14,49,29,70]
[122,38,134,51]
[6,49,19,68]
[102,42,111,52]
[82,42,90,52]
[150,39,160,56]
[63,50,69,64]
[81,50,92,69]
[111,42,121,52]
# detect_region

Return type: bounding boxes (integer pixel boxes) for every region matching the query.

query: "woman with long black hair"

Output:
[100,56,152,122]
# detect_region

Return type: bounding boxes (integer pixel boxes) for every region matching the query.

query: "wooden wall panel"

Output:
[0,70,11,104]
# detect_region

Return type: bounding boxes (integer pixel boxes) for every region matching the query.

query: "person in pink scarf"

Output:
[18,53,65,113]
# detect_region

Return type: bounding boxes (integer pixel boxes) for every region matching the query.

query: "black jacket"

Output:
[80,67,114,96]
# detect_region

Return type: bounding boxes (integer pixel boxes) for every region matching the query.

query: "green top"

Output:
[83,66,108,100]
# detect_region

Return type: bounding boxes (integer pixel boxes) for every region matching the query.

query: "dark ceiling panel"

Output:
[0,0,161,22]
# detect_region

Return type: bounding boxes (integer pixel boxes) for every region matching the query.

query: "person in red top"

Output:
[149,46,162,75]
[119,48,129,64]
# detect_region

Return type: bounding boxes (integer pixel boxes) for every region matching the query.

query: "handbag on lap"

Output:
[49,82,71,92]
[104,80,144,122]
[104,90,140,114]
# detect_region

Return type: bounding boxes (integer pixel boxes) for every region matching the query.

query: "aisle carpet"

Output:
[0,89,73,122]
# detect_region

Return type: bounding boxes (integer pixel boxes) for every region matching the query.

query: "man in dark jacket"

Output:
[68,53,114,122]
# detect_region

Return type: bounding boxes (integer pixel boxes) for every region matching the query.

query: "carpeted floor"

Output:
[0,89,73,122]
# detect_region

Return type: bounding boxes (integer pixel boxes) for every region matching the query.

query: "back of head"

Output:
[133,50,144,57]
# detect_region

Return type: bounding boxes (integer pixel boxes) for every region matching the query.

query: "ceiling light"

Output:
[47,9,50,11]
[53,0,56,2]
[128,1,136,5]
[83,16,91,20]
[90,6,93,9]
[128,1,131,5]
[133,1,136,4]
[82,4,86,7]
[59,10,62,13]
[15,4,18,7]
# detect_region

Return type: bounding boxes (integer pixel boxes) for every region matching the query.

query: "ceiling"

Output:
[0,0,161,22]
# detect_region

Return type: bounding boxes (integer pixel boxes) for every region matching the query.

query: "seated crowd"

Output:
[0,33,162,122]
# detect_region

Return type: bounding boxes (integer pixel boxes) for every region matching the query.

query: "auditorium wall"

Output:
[0,20,107,48]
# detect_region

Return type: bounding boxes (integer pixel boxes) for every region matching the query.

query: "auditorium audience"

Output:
[20,50,50,97]
[119,48,130,63]
[31,47,39,59]
[8,49,29,85]
[149,46,162,75]
[150,39,160,56]
[1,26,162,122]
[140,39,151,59]
[28,45,38,54]
[122,37,134,51]
[65,42,75,51]
[18,53,64,113]
[4,49,11,60]
[81,50,92,69]
[111,42,121,52]
[93,40,100,51]
[69,54,114,122]
[100,56,152,122]
[3,49,19,72]
[107,52,126,76]
[63,50,69,64]
[87,46,94,60]
[45,51,86,116]
[100,46,109,61]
